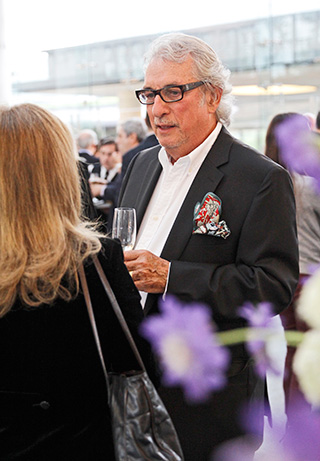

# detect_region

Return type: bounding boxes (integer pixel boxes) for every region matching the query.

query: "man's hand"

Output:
[90,183,104,197]
[124,250,169,293]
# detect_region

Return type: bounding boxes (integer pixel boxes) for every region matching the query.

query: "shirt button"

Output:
[34,401,51,410]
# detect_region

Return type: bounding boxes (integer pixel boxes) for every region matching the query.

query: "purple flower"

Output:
[275,114,320,191]
[213,401,320,460]
[238,302,279,377]
[282,400,320,459]
[140,296,230,403]
[238,301,273,328]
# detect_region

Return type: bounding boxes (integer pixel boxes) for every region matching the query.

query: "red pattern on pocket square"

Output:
[193,192,230,239]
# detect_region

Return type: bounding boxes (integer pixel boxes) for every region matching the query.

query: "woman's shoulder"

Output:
[100,236,121,252]
[83,237,124,279]
[98,237,123,263]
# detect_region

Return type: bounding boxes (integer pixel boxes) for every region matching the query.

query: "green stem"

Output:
[216,328,305,347]
[217,328,251,345]
[283,330,305,346]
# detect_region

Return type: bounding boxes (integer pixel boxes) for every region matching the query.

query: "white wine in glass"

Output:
[112,207,137,251]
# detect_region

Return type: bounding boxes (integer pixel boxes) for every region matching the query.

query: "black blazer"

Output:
[0,239,154,460]
[119,127,298,321]
[119,127,299,458]
[78,150,100,165]
[90,164,119,183]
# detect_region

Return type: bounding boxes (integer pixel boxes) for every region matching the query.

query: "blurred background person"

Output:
[90,137,122,232]
[76,128,99,166]
[91,137,121,182]
[0,103,154,460]
[265,112,320,425]
[78,158,98,221]
[303,112,316,131]
[116,117,148,177]
[91,117,150,230]
[76,128,101,221]
[116,117,148,156]
[316,110,320,134]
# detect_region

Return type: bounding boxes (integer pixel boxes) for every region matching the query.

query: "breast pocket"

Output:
[183,233,235,263]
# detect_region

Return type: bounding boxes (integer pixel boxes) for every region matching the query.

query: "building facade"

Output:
[12,10,320,150]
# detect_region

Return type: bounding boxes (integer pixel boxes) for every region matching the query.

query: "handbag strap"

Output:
[92,255,146,372]
[78,262,111,395]
[79,255,146,374]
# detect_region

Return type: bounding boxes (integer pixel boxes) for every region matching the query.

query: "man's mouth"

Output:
[155,123,176,133]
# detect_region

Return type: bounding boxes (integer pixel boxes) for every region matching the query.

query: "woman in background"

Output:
[0,103,153,459]
[265,112,320,424]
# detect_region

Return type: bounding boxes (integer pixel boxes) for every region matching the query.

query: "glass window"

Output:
[254,19,273,69]
[272,15,294,64]
[104,47,117,81]
[237,26,255,69]
[295,12,320,62]
[130,42,145,80]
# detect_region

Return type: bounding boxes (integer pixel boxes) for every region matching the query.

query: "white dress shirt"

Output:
[104,165,120,183]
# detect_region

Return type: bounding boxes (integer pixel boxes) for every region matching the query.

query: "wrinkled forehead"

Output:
[144,56,197,87]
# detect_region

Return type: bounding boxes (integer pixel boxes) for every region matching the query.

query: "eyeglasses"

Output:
[135,81,206,105]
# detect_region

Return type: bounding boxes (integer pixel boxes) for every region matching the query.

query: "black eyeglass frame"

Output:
[135,81,206,105]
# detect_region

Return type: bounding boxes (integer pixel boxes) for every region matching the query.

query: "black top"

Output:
[0,238,154,460]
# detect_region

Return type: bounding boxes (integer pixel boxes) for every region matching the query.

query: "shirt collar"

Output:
[159,122,222,173]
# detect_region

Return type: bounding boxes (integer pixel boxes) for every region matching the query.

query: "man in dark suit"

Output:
[76,129,100,165]
[91,137,121,182]
[90,118,158,229]
[78,158,98,221]
[118,33,299,460]
[116,117,148,176]
[120,114,159,177]
[316,110,320,133]
[89,137,121,232]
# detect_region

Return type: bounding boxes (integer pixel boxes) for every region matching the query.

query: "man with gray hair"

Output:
[90,117,150,225]
[118,33,299,459]
[116,118,147,154]
[76,128,99,164]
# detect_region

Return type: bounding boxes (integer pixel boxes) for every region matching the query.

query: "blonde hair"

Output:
[0,103,102,317]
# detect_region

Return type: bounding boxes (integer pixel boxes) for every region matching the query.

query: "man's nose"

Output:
[152,94,170,117]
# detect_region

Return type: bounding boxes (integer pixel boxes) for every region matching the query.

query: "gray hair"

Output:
[119,118,148,143]
[143,33,234,126]
[76,129,98,149]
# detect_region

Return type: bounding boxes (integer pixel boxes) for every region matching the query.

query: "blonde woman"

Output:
[0,104,152,459]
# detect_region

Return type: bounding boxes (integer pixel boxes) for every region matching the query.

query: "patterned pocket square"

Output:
[193,192,231,239]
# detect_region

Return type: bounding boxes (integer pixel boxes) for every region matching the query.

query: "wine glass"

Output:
[112,207,137,251]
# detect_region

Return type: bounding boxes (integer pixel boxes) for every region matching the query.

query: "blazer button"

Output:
[38,401,51,410]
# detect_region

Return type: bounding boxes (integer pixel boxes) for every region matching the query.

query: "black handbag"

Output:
[78,256,184,461]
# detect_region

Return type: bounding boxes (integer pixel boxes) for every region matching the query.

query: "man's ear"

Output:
[207,87,222,113]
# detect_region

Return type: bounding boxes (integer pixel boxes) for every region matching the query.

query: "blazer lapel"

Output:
[161,127,233,260]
